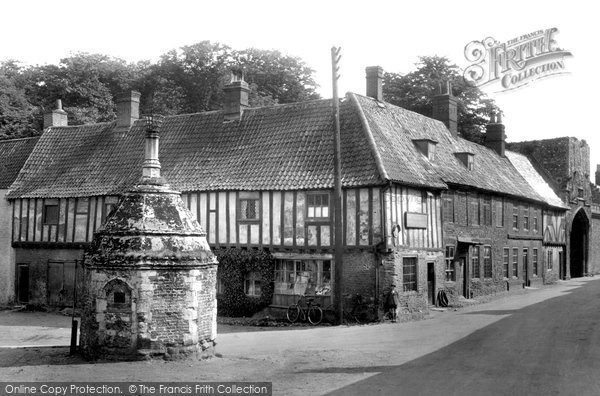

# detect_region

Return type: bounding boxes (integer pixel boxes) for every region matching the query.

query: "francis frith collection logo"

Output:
[464,28,572,92]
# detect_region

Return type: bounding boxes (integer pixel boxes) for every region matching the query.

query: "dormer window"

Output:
[412,139,438,161]
[455,152,475,170]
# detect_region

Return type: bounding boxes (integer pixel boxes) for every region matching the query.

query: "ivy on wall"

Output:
[215,248,274,317]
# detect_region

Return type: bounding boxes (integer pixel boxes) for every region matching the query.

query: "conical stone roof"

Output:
[88,179,216,267]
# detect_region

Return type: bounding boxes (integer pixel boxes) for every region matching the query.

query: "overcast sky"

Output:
[2,0,598,175]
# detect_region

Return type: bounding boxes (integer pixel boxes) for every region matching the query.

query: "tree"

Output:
[0,42,321,138]
[234,48,320,104]
[22,53,142,125]
[0,61,39,139]
[383,56,500,143]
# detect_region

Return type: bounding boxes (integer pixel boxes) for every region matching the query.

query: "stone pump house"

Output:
[4,66,578,317]
[80,121,218,360]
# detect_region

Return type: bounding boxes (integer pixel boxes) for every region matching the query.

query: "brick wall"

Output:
[0,191,15,304]
[341,251,377,299]
[441,189,547,301]
[380,247,444,321]
[80,265,217,360]
[14,247,84,305]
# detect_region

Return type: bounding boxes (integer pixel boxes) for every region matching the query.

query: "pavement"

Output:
[0,277,599,395]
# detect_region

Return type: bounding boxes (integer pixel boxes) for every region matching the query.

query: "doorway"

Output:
[17,265,29,303]
[427,262,435,305]
[570,209,589,278]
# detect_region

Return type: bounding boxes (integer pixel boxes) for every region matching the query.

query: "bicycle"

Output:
[324,293,372,324]
[286,295,324,325]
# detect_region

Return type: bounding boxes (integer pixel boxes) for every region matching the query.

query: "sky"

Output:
[2,0,598,176]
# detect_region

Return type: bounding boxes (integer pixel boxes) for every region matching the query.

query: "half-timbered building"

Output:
[3,68,573,317]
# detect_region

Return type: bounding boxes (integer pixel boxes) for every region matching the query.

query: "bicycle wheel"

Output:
[307,306,323,325]
[287,304,301,323]
[353,304,370,323]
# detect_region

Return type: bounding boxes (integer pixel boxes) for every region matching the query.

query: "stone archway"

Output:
[569,209,589,278]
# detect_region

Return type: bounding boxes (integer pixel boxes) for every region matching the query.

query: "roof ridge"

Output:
[348,93,389,182]
[0,136,40,144]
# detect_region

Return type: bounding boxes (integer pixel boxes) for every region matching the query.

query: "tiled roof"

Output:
[7,93,561,209]
[0,137,39,189]
[352,94,547,202]
[505,151,568,209]
[7,99,383,198]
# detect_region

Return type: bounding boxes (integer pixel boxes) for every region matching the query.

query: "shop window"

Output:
[274,259,331,297]
[483,246,492,278]
[244,272,262,297]
[307,193,330,220]
[402,257,417,292]
[445,245,455,281]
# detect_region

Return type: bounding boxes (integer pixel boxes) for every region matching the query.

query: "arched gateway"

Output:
[569,208,589,278]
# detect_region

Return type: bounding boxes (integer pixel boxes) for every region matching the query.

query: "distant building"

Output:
[508,138,600,278]
[0,137,39,304]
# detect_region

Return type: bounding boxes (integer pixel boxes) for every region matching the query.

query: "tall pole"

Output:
[331,47,344,324]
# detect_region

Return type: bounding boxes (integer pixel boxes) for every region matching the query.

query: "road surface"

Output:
[1,278,599,395]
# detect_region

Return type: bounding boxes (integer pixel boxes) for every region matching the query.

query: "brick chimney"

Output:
[596,164,600,185]
[116,91,141,130]
[366,66,384,101]
[223,70,250,121]
[43,99,68,128]
[432,82,458,136]
[485,113,506,157]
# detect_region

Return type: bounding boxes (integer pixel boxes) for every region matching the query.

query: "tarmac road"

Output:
[1,278,599,395]
[330,277,600,396]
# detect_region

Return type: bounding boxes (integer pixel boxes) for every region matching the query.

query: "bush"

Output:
[215,248,274,317]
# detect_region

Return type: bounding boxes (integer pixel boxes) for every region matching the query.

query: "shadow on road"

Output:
[461,309,517,316]
[0,346,88,367]
[308,280,600,395]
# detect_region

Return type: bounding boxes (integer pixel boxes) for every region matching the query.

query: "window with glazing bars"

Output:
[445,245,455,281]
[503,248,510,278]
[512,248,518,277]
[471,246,480,278]
[483,246,492,278]
[307,193,330,219]
[403,257,417,292]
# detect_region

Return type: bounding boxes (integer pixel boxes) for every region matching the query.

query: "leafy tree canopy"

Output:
[383,56,500,143]
[0,41,321,139]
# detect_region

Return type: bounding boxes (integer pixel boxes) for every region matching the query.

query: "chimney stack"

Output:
[596,164,600,186]
[365,66,384,101]
[432,82,458,136]
[43,99,68,128]
[223,70,250,121]
[116,91,141,130]
[142,116,162,181]
[485,113,506,157]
